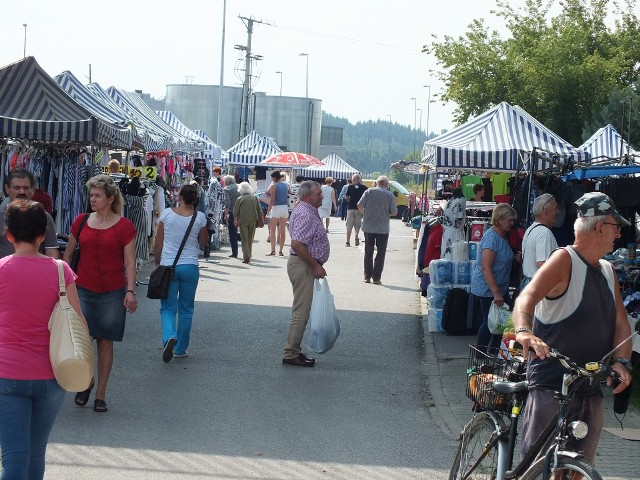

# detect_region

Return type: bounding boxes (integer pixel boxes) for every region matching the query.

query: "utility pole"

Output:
[386,114,392,159]
[22,24,27,58]
[216,0,227,145]
[238,16,267,140]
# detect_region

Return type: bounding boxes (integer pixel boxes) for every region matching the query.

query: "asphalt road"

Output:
[44,218,453,479]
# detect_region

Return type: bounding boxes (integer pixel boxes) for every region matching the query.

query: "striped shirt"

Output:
[288,201,330,264]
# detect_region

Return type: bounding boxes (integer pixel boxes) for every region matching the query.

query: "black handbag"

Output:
[69,214,90,273]
[147,211,198,299]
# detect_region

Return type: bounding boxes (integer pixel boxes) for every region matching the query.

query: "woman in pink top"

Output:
[0,200,84,479]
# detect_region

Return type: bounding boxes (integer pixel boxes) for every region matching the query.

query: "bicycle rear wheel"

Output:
[449,412,500,480]
[521,455,604,480]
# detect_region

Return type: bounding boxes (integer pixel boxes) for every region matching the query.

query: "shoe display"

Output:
[163,338,176,363]
[282,353,315,367]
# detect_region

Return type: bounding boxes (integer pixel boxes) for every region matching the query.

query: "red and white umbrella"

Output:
[259,152,324,167]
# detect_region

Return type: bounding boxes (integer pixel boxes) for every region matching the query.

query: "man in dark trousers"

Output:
[345,174,367,247]
[358,176,397,285]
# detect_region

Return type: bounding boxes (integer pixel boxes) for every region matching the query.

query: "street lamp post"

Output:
[423,85,431,140]
[417,108,423,132]
[275,71,283,96]
[410,97,417,158]
[299,53,309,98]
[22,23,27,58]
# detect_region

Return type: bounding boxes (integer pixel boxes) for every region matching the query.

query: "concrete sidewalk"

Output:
[420,295,640,480]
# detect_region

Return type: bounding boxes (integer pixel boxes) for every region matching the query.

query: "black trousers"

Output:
[364,232,389,281]
[227,212,239,257]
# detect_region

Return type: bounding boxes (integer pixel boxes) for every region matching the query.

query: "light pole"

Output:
[410,97,417,158]
[417,108,423,132]
[423,84,431,140]
[299,53,308,98]
[275,71,283,96]
[22,23,27,58]
[386,114,392,159]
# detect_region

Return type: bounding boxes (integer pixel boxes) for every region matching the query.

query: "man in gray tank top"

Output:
[512,192,633,465]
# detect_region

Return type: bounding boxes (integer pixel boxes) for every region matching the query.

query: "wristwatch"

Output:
[613,357,633,372]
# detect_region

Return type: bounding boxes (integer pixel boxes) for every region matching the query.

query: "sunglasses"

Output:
[602,221,622,232]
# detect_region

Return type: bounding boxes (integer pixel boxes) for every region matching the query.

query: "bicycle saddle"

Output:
[493,380,529,394]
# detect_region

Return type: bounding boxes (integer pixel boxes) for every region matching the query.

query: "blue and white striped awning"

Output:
[422,102,587,171]
[226,130,282,166]
[0,57,132,148]
[54,70,141,149]
[193,129,227,166]
[300,152,360,180]
[579,124,637,161]
[107,87,197,152]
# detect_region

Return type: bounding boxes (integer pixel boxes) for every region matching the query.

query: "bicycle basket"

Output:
[466,345,526,412]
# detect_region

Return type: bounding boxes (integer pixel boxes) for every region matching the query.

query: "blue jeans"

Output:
[160,264,199,355]
[0,378,65,480]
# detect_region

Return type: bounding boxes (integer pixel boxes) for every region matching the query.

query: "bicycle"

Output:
[448,343,628,480]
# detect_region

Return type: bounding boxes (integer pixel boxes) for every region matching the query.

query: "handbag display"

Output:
[48,260,94,392]
[147,211,198,299]
[69,213,90,273]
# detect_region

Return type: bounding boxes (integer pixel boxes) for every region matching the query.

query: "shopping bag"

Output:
[306,278,340,354]
[488,302,511,335]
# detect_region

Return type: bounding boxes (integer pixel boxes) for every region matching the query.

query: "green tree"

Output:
[424,0,640,145]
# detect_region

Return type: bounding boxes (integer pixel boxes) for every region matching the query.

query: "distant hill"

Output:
[322,111,428,175]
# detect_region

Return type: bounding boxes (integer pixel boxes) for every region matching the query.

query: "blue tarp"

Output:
[562,165,640,181]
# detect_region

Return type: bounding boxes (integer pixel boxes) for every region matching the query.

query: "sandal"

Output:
[266,251,276,256]
[93,399,108,413]
[74,380,94,407]
[279,252,284,256]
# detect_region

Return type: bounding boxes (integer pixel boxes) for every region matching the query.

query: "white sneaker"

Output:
[173,352,189,359]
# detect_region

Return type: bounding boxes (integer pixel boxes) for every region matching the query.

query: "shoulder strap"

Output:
[75,213,90,245]
[172,212,198,268]
[55,260,67,295]
[522,223,550,257]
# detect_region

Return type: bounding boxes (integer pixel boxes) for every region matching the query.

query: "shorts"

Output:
[521,389,603,464]
[269,204,289,219]
[318,207,331,219]
[346,209,363,229]
[78,286,127,341]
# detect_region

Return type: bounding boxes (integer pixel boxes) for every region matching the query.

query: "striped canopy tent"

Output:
[0,57,131,149]
[85,83,166,152]
[54,70,143,150]
[226,130,282,166]
[422,102,587,172]
[107,87,196,152]
[156,111,227,165]
[193,129,227,166]
[579,124,638,163]
[299,152,360,180]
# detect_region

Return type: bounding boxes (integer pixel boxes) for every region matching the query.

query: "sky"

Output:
[2,1,637,137]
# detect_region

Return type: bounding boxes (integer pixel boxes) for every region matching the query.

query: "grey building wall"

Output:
[162,84,321,156]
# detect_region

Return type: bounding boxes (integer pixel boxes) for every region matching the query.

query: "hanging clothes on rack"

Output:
[124,178,149,261]
[441,188,467,260]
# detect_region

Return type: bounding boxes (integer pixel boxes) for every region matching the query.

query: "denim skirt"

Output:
[78,286,127,341]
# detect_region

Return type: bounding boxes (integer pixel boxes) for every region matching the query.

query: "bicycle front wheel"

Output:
[521,454,604,480]
[449,412,500,480]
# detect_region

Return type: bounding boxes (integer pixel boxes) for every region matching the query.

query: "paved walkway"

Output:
[420,294,640,480]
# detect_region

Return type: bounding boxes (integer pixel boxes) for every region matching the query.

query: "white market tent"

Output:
[422,101,588,172]
[226,130,282,166]
[578,124,637,161]
[299,152,360,180]
[193,129,227,166]
[156,110,227,162]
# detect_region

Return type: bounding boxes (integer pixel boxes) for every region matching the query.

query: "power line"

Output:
[274,23,423,55]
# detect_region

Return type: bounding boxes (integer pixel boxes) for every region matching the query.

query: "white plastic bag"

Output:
[488,302,511,335]
[306,278,340,354]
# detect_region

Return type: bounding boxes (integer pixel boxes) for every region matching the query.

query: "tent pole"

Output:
[524,147,536,228]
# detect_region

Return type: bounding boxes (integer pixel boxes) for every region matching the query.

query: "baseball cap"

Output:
[574,192,631,227]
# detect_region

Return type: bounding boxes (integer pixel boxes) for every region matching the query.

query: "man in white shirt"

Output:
[520,193,559,290]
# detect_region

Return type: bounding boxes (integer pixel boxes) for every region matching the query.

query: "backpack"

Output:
[441,288,471,335]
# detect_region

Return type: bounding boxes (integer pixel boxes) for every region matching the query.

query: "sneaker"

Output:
[173,352,189,359]
[163,338,176,363]
[355,237,360,246]
[372,280,382,285]
[363,278,371,283]
[345,242,350,247]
